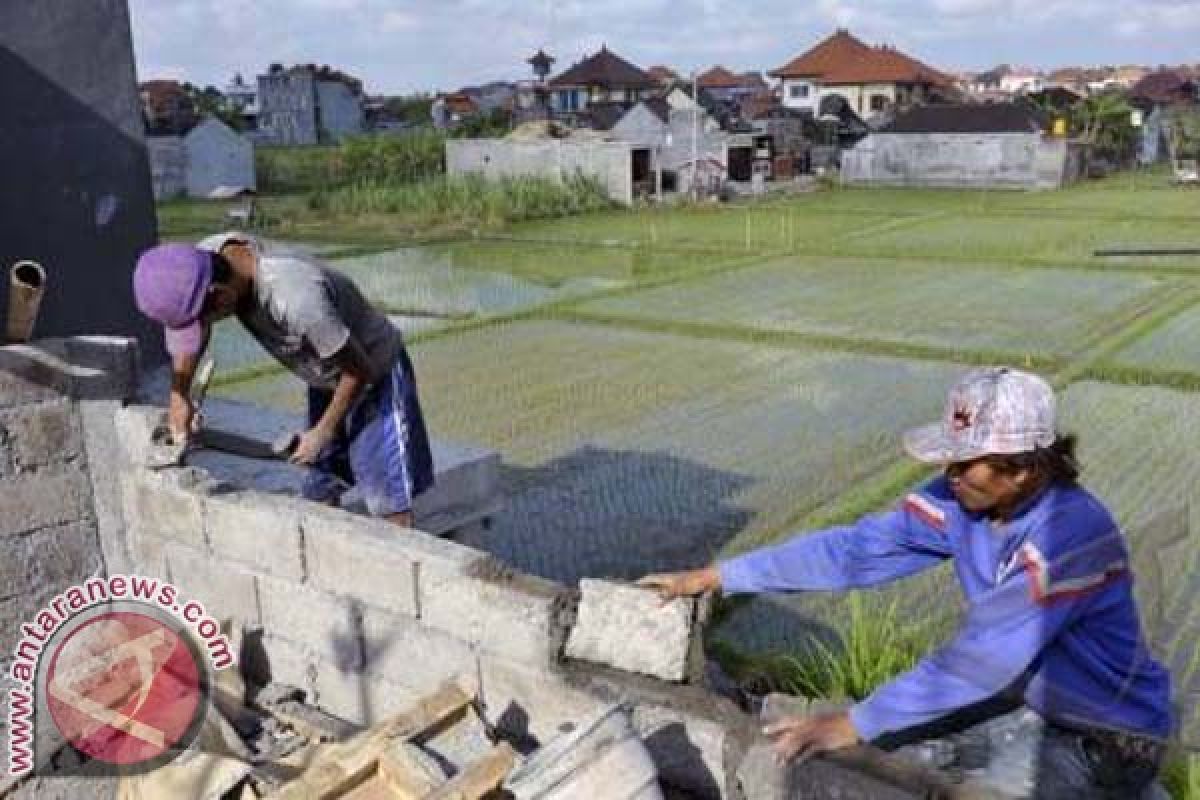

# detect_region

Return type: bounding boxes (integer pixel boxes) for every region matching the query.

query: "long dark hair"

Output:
[991,433,1080,486]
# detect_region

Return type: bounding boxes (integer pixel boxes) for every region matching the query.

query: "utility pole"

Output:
[691,70,699,200]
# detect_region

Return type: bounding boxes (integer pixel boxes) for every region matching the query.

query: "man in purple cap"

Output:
[640,368,1171,798]
[133,232,433,528]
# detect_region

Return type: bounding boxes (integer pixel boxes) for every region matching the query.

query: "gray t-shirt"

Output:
[198,234,400,389]
[241,254,402,389]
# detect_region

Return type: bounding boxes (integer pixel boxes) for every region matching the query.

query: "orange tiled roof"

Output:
[770,29,951,87]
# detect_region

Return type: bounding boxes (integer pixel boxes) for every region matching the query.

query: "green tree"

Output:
[1073,91,1137,164]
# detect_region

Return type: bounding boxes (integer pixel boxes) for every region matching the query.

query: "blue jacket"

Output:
[718,477,1172,742]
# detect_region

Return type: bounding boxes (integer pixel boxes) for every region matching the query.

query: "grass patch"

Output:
[306,173,615,230]
[710,593,936,701]
[1164,752,1200,800]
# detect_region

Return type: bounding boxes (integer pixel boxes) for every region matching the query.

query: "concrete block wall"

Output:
[446,138,635,205]
[0,337,139,674]
[841,132,1073,190]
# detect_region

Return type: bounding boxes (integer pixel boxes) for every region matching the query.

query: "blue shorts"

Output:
[302,349,434,516]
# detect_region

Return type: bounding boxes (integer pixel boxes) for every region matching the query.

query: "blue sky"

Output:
[128,0,1200,95]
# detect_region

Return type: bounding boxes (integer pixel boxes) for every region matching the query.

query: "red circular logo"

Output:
[45,611,207,767]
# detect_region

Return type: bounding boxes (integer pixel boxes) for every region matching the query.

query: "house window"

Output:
[870,94,888,112]
[789,84,810,99]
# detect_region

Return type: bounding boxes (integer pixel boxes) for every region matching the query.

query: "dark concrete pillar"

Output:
[0,0,163,363]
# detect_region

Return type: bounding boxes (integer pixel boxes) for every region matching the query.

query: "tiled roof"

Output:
[550,46,657,90]
[697,66,742,89]
[647,65,680,84]
[881,102,1047,134]
[1131,70,1196,104]
[770,29,951,87]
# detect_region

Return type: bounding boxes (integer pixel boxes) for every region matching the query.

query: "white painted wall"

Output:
[183,118,255,197]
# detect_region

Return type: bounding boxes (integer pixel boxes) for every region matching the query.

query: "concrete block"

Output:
[359,607,477,693]
[113,404,167,468]
[206,490,304,581]
[78,398,133,575]
[566,579,694,682]
[311,659,369,725]
[413,440,503,535]
[30,523,103,593]
[121,475,206,551]
[258,576,363,670]
[0,401,81,469]
[477,657,605,749]
[312,661,426,726]
[633,702,730,798]
[0,342,71,409]
[63,336,139,401]
[165,542,261,626]
[0,467,91,537]
[566,668,753,799]
[302,504,418,616]
[258,635,316,697]
[420,553,568,667]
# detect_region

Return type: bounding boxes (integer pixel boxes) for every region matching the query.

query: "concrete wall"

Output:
[258,70,318,146]
[146,136,187,200]
[447,138,635,205]
[0,338,139,678]
[314,80,364,143]
[0,0,160,359]
[184,118,256,196]
[841,132,1082,189]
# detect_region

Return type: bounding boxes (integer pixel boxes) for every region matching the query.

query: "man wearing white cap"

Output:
[640,368,1171,798]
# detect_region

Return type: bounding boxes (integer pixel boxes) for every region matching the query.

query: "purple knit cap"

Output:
[133,243,212,357]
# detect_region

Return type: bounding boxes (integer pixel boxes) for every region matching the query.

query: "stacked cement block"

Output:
[0,338,138,665]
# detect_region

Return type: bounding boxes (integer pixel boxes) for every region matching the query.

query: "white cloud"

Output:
[127,0,1200,94]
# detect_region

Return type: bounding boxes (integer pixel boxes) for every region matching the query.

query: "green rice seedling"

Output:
[777,593,936,702]
[575,256,1164,360]
[1163,751,1200,800]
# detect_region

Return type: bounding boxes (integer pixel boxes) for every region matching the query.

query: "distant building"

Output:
[1131,70,1197,107]
[256,65,364,146]
[842,102,1085,190]
[999,67,1045,95]
[140,80,197,135]
[147,117,256,199]
[223,73,259,129]
[547,46,657,124]
[770,29,954,118]
[647,65,681,86]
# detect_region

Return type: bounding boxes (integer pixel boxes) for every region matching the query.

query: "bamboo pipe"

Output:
[6,260,46,344]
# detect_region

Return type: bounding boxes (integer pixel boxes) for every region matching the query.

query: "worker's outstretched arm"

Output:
[290,336,370,465]
[167,326,210,438]
[717,483,956,595]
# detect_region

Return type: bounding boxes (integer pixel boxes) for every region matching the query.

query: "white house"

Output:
[770,29,953,118]
[147,117,256,200]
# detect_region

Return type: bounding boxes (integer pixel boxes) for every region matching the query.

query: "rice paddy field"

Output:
[195,166,1200,746]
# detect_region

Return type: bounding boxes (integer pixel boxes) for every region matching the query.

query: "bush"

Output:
[339,130,445,184]
[257,130,447,193]
[308,172,614,229]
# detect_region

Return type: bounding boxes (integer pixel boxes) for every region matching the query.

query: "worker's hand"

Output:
[762,711,861,766]
[635,566,721,604]
[167,391,197,442]
[289,425,334,466]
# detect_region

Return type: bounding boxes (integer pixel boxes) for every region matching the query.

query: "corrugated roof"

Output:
[549,46,657,90]
[880,102,1047,134]
[770,29,951,87]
